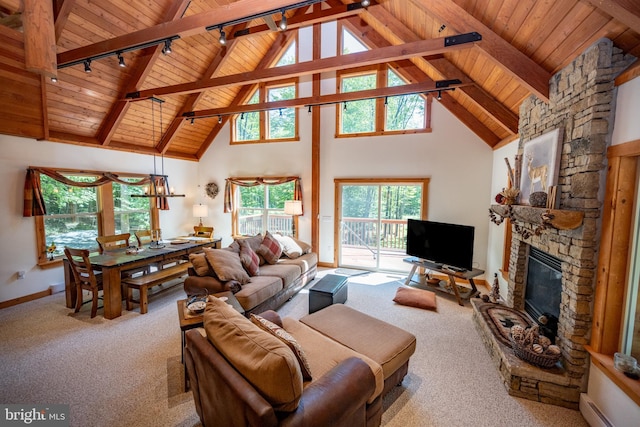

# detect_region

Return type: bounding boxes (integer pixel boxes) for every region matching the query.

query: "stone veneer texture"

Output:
[480,39,636,407]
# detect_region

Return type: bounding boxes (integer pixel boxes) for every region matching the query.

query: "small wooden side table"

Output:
[177,291,244,390]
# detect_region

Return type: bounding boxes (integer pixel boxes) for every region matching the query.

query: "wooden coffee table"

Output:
[177,291,244,390]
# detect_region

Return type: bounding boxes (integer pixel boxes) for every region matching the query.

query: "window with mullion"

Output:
[237,182,295,236]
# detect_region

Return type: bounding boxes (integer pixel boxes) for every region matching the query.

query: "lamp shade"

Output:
[284,200,302,216]
[193,204,209,218]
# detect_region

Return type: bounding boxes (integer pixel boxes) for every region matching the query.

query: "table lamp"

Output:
[284,200,302,237]
[193,204,209,227]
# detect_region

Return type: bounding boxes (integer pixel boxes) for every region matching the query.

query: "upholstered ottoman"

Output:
[300,303,416,396]
[308,274,348,313]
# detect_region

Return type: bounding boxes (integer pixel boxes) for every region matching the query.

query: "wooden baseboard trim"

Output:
[0,289,52,309]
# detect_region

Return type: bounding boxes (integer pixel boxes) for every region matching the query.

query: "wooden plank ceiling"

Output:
[0,0,638,160]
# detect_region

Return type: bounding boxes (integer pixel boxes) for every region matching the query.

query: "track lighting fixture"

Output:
[436,90,442,101]
[162,39,172,55]
[190,118,195,125]
[279,10,287,31]
[51,76,58,83]
[218,116,223,124]
[117,52,126,67]
[219,28,226,45]
[308,106,312,114]
[84,60,91,73]
[343,102,347,111]
[361,0,371,7]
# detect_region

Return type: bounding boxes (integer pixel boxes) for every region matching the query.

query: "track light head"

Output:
[84,60,92,73]
[190,118,195,125]
[162,39,172,54]
[117,53,126,67]
[218,116,223,124]
[219,28,227,45]
[51,76,58,83]
[279,10,287,31]
[436,90,442,101]
[361,0,371,7]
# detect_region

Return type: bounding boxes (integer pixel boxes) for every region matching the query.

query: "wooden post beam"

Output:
[23,0,57,79]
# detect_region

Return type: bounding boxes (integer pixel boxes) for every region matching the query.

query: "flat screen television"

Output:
[406,219,475,271]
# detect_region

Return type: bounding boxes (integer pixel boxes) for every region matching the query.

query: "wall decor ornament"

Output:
[205,182,219,199]
[519,128,562,206]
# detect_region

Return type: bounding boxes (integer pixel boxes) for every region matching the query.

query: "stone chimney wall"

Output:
[505,39,635,393]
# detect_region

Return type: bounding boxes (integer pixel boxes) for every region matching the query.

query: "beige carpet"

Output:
[0,271,588,427]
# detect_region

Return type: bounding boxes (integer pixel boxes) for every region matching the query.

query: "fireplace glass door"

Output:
[525,247,562,340]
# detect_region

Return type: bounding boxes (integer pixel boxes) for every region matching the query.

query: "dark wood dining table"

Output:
[63,237,221,319]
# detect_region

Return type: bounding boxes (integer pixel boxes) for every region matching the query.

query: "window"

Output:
[231,80,298,143]
[40,175,99,252]
[34,170,152,265]
[231,40,298,144]
[235,181,295,236]
[113,180,151,235]
[337,27,430,137]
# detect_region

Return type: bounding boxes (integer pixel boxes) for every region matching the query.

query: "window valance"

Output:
[224,177,302,214]
[23,167,153,217]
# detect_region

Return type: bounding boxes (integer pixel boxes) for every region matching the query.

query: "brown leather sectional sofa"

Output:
[184,299,417,427]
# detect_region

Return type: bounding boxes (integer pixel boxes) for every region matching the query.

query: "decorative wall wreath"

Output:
[205,182,219,199]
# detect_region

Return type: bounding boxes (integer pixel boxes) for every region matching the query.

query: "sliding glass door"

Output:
[336,179,428,273]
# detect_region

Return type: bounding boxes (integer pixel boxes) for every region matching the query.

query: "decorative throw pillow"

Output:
[272,234,304,259]
[393,286,437,311]
[292,237,312,254]
[188,252,212,276]
[235,234,265,265]
[238,240,260,276]
[203,247,250,284]
[204,297,303,412]
[256,231,283,265]
[250,314,313,381]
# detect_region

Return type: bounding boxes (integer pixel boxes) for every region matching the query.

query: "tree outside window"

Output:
[237,182,295,236]
[340,73,376,134]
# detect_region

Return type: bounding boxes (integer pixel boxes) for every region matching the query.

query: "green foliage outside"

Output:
[386,69,425,130]
[276,41,296,66]
[238,182,295,235]
[268,85,295,139]
[341,185,422,250]
[341,73,376,134]
[235,92,260,141]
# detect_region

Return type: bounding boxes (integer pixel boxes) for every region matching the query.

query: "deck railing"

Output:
[239,214,292,236]
[341,218,407,251]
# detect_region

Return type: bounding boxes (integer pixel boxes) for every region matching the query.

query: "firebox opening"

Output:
[524,247,562,343]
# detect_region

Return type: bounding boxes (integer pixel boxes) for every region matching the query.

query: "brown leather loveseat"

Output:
[184,298,417,427]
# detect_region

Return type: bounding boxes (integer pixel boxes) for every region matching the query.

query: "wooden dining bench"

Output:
[123,262,191,314]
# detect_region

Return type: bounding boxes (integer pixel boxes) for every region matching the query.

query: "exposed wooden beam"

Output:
[126,35,479,100]
[344,12,518,135]
[56,0,323,68]
[438,91,501,147]
[583,0,640,34]
[0,0,22,13]
[98,0,191,147]
[195,31,298,158]
[53,0,75,42]
[186,80,469,119]
[408,0,551,101]
[23,0,56,78]
[225,2,366,42]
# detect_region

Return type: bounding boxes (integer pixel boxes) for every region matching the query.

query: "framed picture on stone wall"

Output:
[519,128,563,206]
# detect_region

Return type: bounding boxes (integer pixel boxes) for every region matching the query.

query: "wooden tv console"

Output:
[403,257,484,306]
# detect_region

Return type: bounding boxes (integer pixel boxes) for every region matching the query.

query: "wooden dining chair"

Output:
[193,226,214,238]
[96,233,131,253]
[64,247,103,318]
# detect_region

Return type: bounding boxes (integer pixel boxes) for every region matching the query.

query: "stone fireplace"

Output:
[472,39,636,409]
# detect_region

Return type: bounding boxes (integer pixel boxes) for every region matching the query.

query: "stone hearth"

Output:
[474,39,636,409]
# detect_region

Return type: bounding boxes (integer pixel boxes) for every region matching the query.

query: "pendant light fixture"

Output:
[132,97,185,199]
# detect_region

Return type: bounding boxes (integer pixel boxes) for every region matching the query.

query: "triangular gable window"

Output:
[342,27,368,54]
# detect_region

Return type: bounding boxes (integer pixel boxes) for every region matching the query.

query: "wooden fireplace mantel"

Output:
[490,204,584,230]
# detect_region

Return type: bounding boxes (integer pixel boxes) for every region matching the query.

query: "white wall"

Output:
[486,141,518,297]
[584,75,640,423]
[0,135,197,302]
